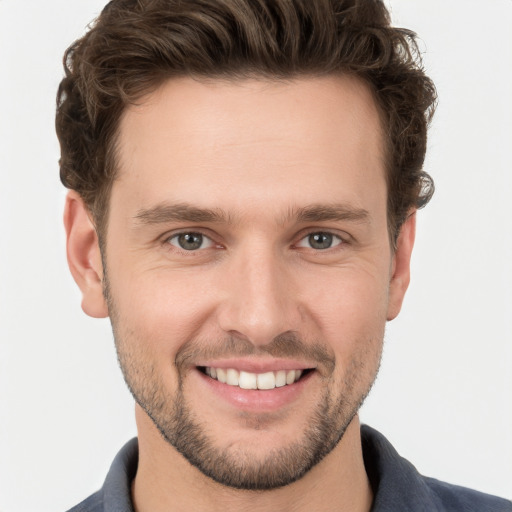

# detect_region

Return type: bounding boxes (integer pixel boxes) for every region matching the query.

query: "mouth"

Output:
[198,366,313,390]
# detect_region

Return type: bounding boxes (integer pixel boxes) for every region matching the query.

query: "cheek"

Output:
[108,250,391,360]
[298,267,389,324]
[108,266,219,350]
[298,265,389,353]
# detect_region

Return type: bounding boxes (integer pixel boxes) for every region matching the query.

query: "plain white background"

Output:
[0,1,511,510]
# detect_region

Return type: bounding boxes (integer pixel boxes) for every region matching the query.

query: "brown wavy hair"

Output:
[56,0,436,244]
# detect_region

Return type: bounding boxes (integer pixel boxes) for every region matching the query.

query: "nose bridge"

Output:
[217,240,299,345]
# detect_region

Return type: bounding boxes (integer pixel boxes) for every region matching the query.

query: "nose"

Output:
[216,244,302,346]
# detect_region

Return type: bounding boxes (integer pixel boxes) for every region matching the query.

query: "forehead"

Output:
[113,75,386,221]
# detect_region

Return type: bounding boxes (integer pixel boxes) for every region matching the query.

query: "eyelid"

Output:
[159,228,351,252]
[296,232,342,249]
[163,229,219,251]
[294,229,349,248]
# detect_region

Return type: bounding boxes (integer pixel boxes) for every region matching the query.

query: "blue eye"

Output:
[297,232,343,250]
[168,232,214,251]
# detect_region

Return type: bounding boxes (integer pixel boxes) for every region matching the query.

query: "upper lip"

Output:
[195,358,316,373]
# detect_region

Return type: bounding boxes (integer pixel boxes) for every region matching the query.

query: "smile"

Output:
[201,367,308,390]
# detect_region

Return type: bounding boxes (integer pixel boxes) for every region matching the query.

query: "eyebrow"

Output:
[133,202,370,226]
[291,204,371,225]
[134,203,229,225]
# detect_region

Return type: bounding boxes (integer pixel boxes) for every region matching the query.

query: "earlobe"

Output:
[64,191,109,318]
[387,212,416,321]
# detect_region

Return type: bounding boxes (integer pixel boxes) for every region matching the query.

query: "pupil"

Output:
[179,233,203,250]
[309,233,332,249]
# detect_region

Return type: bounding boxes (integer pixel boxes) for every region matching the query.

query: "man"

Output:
[56,0,511,511]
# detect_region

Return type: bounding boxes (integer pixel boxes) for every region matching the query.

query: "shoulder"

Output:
[65,438,138,512]
[424,477,512,512]
[361,425,512,512]
[66,490,103,512]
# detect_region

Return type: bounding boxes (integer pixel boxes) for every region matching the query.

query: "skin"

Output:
[65,75,415,512]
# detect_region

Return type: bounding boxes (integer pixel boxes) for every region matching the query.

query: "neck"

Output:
[132,408,373,512]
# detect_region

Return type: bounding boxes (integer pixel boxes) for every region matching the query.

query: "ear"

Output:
[64,191,109,318]
[387,212,416,321]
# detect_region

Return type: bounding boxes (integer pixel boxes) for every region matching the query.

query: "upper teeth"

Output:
[204,368,303,390]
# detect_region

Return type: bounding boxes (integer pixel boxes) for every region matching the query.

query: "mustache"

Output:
[175,331,336,373]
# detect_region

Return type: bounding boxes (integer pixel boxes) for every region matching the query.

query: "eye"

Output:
[297,232,343,250]
[168,232,214,251]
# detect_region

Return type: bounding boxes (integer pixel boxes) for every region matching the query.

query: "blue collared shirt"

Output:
[67,425,512,511]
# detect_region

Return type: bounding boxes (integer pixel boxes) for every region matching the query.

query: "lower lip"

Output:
[195,369,314,412]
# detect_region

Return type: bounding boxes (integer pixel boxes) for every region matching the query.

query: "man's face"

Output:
[81,76,412,489]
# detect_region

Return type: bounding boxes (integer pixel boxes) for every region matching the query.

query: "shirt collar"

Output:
[100,426,439,511]
[361,425,439,511]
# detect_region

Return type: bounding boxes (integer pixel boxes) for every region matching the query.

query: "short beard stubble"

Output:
[103,271,382,491]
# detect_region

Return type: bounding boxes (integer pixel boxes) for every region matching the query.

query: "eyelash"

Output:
[165,231,217,252]
[295,231,345,250]
[163,229,349,253]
